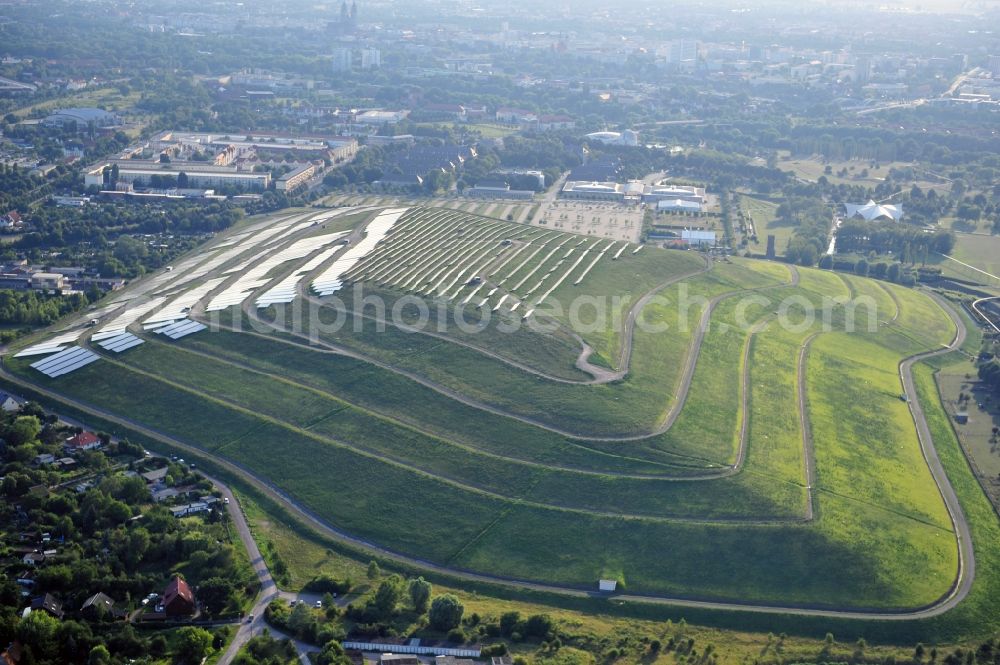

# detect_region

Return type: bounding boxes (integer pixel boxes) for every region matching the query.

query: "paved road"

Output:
[0,288,975,619]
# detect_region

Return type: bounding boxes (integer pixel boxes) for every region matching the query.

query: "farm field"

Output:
[3,202,990,623]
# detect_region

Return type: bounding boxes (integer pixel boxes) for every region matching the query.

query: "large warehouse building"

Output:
[84,162,271,191]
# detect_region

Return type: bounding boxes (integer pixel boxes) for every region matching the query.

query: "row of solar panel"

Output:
[30,346,100,378]
[95,332,144,354]
[155,319,207,340]
[312,209,407,296]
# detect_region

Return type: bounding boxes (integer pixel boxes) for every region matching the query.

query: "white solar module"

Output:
[144,277,227,326]
[255,243,346,308]
[96,332,144,353]
[30,346,100,377]
[14,331,86,358]
[155,319,207,340]
[312,208,408,296]
[92,297,166,340]
[206,230,348,312]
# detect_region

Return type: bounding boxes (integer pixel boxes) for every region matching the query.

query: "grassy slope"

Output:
[2,246,971,611]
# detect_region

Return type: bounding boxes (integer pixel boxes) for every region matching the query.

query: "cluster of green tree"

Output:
[979,341,1000,396]
[4,611,227,665]
[265,559,541,663]
[817,255,922,286]
[664,149,789,193]
[497,135,580,173]
[233,632,301,665]
[12,202,241,277]
[777,197,834,266]
[834,220,955,259]
[323,145,396,188]
[2,119,132,167]
[0,289,90,328]
[0,163,79,216]
[0,405,256,664]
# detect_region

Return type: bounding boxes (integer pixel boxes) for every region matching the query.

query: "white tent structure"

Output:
[844,200,903,222]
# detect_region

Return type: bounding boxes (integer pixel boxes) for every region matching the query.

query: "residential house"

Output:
[140,467,169,485]
[170,496,219,518]
[29,594,64,619]
[163,576,196,617]
[65,431,101,452]
[495,107,537,126]
[21,552,44,566]
[0,392,21,412]
[81,592,119,621]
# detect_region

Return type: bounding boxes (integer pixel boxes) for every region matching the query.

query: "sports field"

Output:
[4,203,988,621]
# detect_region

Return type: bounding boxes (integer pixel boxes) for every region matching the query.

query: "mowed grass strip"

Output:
[181,329,703,475]
[127,336,804,520]
[7,356,506,563]
[742,323,811,489]
[449,493,954,608]
[807,333,954,530]
[544,247,706,368]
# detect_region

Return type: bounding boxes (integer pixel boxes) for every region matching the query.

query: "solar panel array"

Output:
[95,332,144,353]
[155,319,207,340]
[159,213,310,294]
[206,230,349,312]
[144,277,227,326]
[30,346,100,377]
[91,297,167,341]
[312,208,409,296]
[14,330,84,358]
[255,243,345,308]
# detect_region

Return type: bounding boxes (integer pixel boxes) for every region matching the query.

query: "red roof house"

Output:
[65,431,101,451]
[163,576,196,617]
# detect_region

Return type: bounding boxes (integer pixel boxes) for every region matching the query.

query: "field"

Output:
[6,202,999,635]
[738,195,788,253]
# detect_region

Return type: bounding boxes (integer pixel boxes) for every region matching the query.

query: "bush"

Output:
[304,574,352,595]
[500,611,520,637]
[525,614,554,639]
[447,628,466,643]
[428,594,464,631]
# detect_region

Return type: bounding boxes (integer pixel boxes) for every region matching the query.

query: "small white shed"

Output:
[598,579,617,592]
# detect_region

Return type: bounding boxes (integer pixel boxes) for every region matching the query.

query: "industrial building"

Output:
[43,107,120,129]
[561,180,647,203]
[562,180,702,207]
[84,163,271,191]
[657,199,704,213]
[642,184,706,205]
